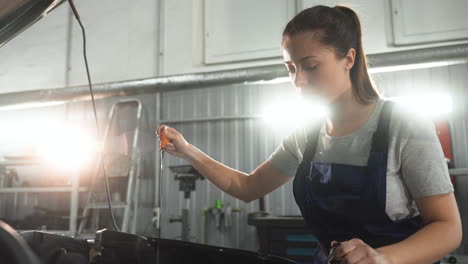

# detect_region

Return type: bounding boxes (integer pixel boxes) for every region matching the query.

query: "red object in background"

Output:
[434,120,455,188]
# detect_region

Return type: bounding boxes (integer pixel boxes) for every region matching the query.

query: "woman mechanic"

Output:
[157,5,462,264]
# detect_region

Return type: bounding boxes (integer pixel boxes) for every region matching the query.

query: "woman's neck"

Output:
[326,90,377,137]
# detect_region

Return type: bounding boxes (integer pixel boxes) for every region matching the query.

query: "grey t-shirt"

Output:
[268,99,454,221]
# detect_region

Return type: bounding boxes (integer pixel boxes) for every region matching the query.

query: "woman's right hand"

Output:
[156,125,192,159]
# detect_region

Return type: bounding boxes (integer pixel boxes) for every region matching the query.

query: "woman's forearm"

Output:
[182,143,251,202]
[377,220,462,264]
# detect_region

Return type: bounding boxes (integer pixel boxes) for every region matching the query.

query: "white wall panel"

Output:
[0,4,69,93]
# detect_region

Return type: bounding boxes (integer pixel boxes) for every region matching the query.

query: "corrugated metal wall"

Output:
[159,82,302,250]
[1,62,467,252]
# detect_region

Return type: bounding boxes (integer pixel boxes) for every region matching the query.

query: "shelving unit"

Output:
[0,158,86,237]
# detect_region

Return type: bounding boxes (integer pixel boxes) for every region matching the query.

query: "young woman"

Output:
[157,5,461,264]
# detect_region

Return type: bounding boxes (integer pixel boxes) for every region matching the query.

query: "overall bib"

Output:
[293,101,439,263]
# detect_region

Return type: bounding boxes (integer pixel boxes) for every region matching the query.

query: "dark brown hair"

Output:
[282,5,379,104]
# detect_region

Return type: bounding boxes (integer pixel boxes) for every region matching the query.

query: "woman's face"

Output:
[281,31,354,103]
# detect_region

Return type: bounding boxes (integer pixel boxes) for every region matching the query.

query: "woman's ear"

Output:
[345,48,356,70]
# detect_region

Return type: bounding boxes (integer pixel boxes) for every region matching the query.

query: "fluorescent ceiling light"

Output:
[0,101,65,111]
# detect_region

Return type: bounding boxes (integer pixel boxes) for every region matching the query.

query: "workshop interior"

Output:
[1,0,468,263]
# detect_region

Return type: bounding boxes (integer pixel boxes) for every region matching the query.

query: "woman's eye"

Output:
[304,65,317,72]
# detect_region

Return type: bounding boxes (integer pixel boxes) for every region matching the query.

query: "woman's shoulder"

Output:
[387,99,438,141]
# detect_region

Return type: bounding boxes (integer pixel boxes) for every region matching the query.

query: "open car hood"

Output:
[0,0,64,48]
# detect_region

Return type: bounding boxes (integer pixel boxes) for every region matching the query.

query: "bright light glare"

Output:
[35,125,96,171]
[262,97,328,126]
[387,94,453,117]
[0,119,96,170]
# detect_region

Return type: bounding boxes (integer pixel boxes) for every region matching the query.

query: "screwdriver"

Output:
[160,126,169,178]
[328,242,342,264]
[156,126,169,237]
[160,126,169,150]
[155,127,169,264]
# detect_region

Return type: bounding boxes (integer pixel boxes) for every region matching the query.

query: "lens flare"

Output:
[387,94,453,117]
[262,96,328,126]
[35,125,95,170]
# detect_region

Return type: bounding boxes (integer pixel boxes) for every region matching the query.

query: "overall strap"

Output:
[302,100,395,163]
[371,100,395,153]
[301,121,323,164]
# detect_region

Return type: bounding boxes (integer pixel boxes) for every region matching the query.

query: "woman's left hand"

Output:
[331,239,394,264]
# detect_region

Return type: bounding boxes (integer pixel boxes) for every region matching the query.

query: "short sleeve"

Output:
[268,128,304,178]
[398,111,454,199]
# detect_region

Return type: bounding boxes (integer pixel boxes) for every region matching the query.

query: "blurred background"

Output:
[0,0,467,263]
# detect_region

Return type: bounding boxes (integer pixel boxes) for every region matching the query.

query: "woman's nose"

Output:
[292,70,308,88]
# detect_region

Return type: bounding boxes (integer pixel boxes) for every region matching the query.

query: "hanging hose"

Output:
[67,0,120,232]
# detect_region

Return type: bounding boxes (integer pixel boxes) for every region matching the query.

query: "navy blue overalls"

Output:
[293,101,439,264]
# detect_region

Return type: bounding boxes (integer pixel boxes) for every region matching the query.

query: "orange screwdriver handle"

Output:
[159,126,169,150]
